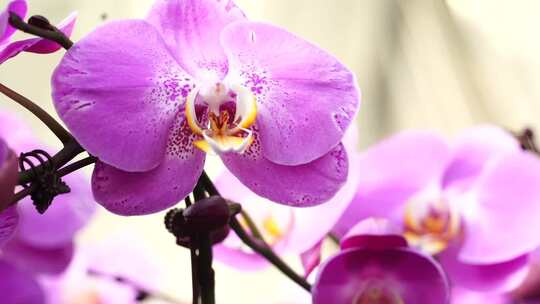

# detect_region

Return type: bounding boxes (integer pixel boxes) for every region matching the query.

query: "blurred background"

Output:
[1,0,540,302]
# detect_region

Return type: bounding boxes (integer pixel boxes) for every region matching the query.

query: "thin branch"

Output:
[9,12,73,49]
[57,156,97,177]
[239,210,265,241]
[199,171,312,292]
[0,83,73,144]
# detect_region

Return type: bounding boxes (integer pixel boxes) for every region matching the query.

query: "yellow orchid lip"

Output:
[185,82,257,154]
[403,196,461,255]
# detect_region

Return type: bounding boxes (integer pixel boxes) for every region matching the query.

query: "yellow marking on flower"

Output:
[403,197,461,255]
[185,88,203,136]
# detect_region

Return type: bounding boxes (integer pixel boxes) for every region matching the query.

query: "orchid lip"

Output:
[403,192,461,255]
[185,82,257,154]
[353,280,404,304]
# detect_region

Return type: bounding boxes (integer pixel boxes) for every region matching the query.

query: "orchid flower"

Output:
[313,218,449,304]
[0,260,45,304]
[0,0,77,64]
[51,0,360,216]
[333,127,540,292]
[40,234,164,304]
[0,112,96,275]
[213,125,360,274]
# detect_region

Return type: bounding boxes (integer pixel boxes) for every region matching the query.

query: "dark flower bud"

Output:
[183,196,230,233]
[28,15,55,31]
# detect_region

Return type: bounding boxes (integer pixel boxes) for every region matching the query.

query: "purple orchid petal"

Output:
[220,21,360,166]
[0,12,77,64]
[146,0,245,81]
[52,20,194,172]
[2,238,74,275]
[0,139,17,211]
[0,0,27,45]
[312,247,449,304]
[17,173,96,248]
[439,243,529,292]
[0,207,18,248]
[341,218,407,251]
[333,130,451,237]
[0,260,44,304]
[213,244,269,270]
[442,126,519,192]
[92,115,205,215]
[300,240,322,278]
[221,133,348,207]
[459,152,540,264]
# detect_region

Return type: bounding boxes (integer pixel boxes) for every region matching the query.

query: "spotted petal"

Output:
[146,0,245,82]
[52,20,194,171]
[92,116,205,215]
[221,131,348,207]
[221,21,360,165]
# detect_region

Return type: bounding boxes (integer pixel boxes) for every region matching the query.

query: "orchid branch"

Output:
[0,83,73,144]
[8,12,73,50]
[198,171,312,292]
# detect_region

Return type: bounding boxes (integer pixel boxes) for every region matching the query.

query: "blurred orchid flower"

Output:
[0,137,18,246]
[333,127,540,292]
[313,218,449,304]
[0,0,77,64]
[51,0,360,216]
[213,126,360,274]
[40,234,165,304]
[0,112,96,275]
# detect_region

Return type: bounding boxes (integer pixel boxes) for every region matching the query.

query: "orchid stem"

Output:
[57,155,97,177]
[185,197,201,304]
[8,12,73,50]
[0,82,73,145]
[193,181,215,304]
[239,210,265,241]
[199,171,312,292]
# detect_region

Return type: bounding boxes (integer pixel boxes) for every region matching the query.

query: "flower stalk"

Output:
[8,12,73,50]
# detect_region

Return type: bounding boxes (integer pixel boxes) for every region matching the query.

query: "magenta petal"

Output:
[52,20,193,171]
[0,207,18,248]
[0,0,27,44]
[146,0,245,81]
[341,218,407,251]
[221,135,348,207]
[213,244,269,270]
[300,240,322,278]
[92,116,205,215]
[0,260,44,304]
[333,131,451,237]
[451,287,509,304]
[221,21,360,165]
[0,12,77,64]
[442,126,519,192]
[17,174,95,248]
[312,248,449,304]
[2,238,74,275]
[439,246,528,292]
[459,152,540,264]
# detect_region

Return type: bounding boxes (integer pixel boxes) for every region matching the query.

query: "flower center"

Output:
[185,82,257,154]
[403,191,461,255]
[353,280,403,304]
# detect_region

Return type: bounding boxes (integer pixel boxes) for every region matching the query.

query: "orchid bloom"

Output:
[0,112,96,275]
[0,0,77,64]
[213,125,360,274]
[40,234,163,304]
[313,218,449,304]
[333,127,540,292]
[51,0,360,216]
[0,260,45,304]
